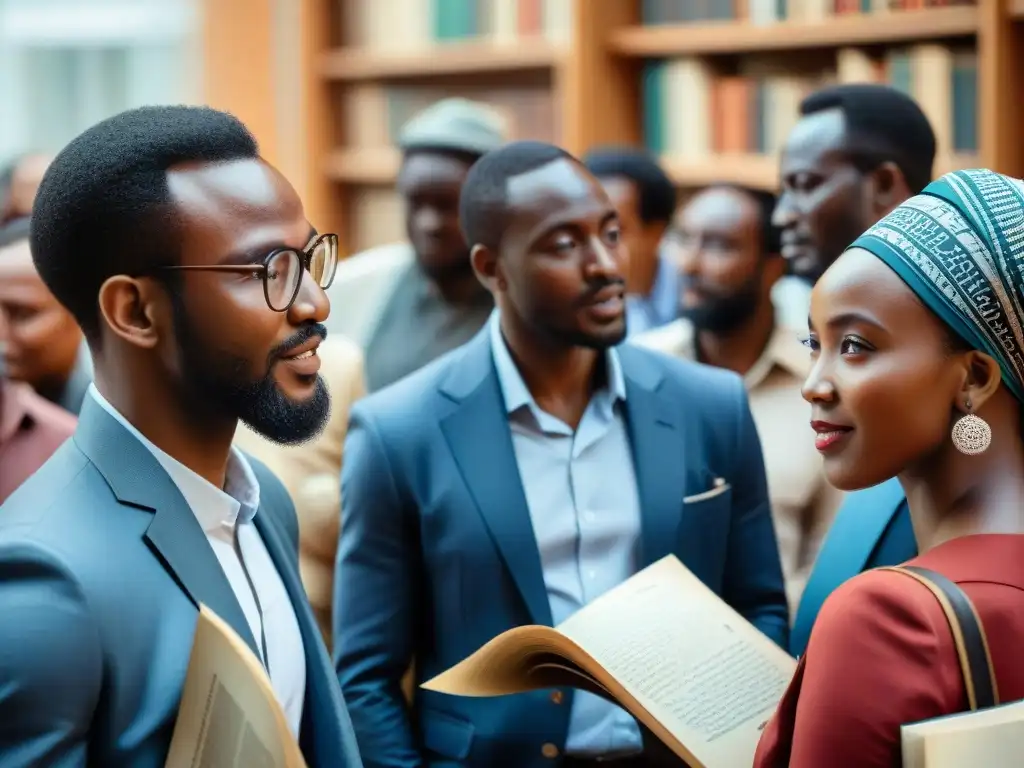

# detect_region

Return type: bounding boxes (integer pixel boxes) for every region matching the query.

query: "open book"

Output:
[423,555,796,768]
[164,605,307,768]
[902,699,1024,768]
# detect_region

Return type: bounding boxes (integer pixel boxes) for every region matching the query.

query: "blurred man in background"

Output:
[584,147,677,336]
[775,84,937,656]
[0,303,76,503]
[326,98,506,392]
[635,184,842,616]
[771,83,935,329]
[0,152,52,227]
[0,219,92,414]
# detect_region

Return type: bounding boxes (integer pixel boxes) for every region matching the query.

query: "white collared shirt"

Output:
[88,385,306,736]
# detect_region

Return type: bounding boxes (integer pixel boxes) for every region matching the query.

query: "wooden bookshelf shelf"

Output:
[663,154,780,190]
[235,0,1019,255]
[320,38,563,81]
[324,147,401,184]
[608,8,979,57]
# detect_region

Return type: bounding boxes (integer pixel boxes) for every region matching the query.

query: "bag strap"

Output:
[880,565,999,710]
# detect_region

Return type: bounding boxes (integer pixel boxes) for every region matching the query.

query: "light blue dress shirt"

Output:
[489,313,644,757]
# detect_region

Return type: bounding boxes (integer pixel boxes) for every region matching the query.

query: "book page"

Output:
[424,556,796,768]
[556,557,795,768]
[164,605,307,768]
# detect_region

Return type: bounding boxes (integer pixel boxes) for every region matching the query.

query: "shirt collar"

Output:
[86,384,261,532]
[667,317,810,390]
[488,310,627,419]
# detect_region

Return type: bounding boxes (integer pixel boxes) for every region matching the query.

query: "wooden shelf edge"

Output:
[324,147,401,184]
[609,7,978,57]
[663,154,780,190]
[320,38,564,81]
[662,152,981,190]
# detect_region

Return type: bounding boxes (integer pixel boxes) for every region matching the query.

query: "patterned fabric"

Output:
[851,169,1024,403]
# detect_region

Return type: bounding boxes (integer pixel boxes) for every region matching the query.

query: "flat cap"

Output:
[397,97,507,157]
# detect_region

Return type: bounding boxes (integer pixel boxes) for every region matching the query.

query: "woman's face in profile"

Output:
[802,247,964,490]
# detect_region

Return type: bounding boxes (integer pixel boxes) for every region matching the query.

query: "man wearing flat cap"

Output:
[326,98,507,392]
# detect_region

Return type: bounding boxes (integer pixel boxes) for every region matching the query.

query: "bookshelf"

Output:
[203,0,1024,258]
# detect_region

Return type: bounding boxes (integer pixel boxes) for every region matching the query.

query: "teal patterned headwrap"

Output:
[850,169,1024,403]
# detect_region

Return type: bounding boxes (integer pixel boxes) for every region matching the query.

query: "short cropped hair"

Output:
[583,147,677,224]
[459,140,572,251]
[30,105,260,341]
[705,184,781,256]
[799,84,936,195]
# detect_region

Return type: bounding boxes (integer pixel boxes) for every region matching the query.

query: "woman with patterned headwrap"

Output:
[753,169,1024,767]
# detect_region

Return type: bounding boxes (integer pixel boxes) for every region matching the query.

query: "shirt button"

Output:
[541,743,560,759]
[550,690,564,704]
[583,511,596,523]
[587,569,597,580]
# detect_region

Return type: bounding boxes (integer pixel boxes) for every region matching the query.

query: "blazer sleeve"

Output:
[333,407,422,768]
[0,540,104,767]
[722,386,790,648]
[754,570,964,768]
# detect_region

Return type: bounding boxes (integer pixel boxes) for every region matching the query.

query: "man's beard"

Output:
[679,274,762,334]
[170,301,331,446]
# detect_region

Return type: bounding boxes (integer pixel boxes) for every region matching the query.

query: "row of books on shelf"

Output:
[641,0,974,24]
[643,43,977,159]
[340,0,572,50]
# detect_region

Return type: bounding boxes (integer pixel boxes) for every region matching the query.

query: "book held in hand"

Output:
[164,604,307,768]
[901,699,1024,767]
[422,555,796,768]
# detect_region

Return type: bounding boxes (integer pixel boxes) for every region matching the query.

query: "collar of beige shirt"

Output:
[634,317,811,391]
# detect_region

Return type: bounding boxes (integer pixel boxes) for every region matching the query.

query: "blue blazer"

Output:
[334,329,788,768]
[789,478,916,657]
[0,396,362,768]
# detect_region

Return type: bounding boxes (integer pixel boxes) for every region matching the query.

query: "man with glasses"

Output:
[772,84,936,657]
[0,106,362,767]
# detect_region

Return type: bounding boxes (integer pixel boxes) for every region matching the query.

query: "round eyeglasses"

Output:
[159,233,339,312]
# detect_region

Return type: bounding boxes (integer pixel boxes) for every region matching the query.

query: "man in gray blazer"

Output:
[0,106,362,767]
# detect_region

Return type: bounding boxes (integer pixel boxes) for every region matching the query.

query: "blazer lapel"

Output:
[73,395,261,659]
[253,511,361,767]
[619,347,690,568]
[439,331,553,627]
[791,478,907,652]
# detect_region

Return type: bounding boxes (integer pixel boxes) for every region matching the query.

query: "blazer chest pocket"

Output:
[680,482,733,580]
[421,707,475,761]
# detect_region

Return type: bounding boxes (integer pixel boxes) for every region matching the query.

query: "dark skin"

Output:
[471,158,627,430]
[805,247,1024,552]
[398,151,481,303]
[668,187,784,376]
[0,238,83,402]
[94,157,330,488]
[598,176,670,298]
[773,108,910,283]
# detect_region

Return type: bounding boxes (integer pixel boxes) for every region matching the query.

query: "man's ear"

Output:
[470,243,505,292]
[868,161,910,216]
[96,275,166,350]
[955,350,1003,414]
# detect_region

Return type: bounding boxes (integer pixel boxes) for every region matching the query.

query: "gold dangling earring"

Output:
[951,398,992,455]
